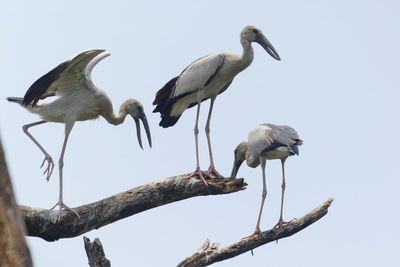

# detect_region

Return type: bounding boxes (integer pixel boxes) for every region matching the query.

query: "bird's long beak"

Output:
[134,113,152,149]
[231,157,244,178]
[256,33,281,61]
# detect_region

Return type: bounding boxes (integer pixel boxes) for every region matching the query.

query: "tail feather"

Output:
[296,139,304,146]
[159,113,181,128]
[153,76,178,110]
[6,97,23,105]
[291,140,303,156]
[153,76,183,128]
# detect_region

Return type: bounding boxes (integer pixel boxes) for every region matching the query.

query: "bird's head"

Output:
[231,142,249,178]
[122,99,152,149]
[241,25,281,61]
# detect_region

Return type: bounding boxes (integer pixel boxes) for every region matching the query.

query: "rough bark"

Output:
[84,236,111,267]
[0,139,34,267]
[177,198,333,267]
[21,176,246,241]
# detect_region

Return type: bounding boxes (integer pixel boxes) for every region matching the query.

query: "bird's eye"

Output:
[252,29,258,34]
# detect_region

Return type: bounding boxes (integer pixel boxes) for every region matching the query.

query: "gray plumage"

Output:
[231,123,303,237]
[249,124,302,161]
[153,25,281,183]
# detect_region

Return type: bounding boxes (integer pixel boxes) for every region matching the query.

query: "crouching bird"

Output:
[231,123,303,238]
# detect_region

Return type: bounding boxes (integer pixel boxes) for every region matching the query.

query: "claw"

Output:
[241,229,262,240]
[206,166,225,179]
[273,217,297,229]
[40,155,54,181]
[50,201,80,221]
[186,168,209,186]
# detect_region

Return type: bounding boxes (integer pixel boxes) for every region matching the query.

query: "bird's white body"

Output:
[28,89,106,123]
[170,50,253,117]
[20,50,119,125]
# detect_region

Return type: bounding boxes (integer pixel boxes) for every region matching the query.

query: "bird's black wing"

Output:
[22,60,71,106]
[22,49,108,107]
[153,76,179,110]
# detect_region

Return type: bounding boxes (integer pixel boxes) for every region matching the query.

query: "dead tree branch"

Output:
[84,236,111,267]
[177,198,333,267]
[0,139,34,267]
[21,175,246,241]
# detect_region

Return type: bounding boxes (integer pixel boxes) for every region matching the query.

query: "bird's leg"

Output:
[273,158,295,228]
[243,157,267,239]
[205,97,224,179]
[22,120,55,181]
[50,122,80,221]
[186,102,208,186]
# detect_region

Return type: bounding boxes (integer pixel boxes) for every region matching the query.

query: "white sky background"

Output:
[1,0,399,266]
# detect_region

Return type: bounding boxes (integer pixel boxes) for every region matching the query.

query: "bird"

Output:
[231,123,303,238]
[7,49,152,220]
[153,25,280,184]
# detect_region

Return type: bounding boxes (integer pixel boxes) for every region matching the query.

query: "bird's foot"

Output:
[206,166,225,179]
[241,228,262,240]
[50,201,80,221]
[186,168,209,186]
[273,217,296,229]
[40,155,55,182]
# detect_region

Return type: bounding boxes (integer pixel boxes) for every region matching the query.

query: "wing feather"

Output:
[249,124,302,156]
[172,54,225,97]
[248,125,279,155]
[22,49,109,106]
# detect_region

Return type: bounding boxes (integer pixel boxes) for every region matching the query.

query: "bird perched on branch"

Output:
[7,49,152,220]
[153,25,280,184]
[231,123,302,238]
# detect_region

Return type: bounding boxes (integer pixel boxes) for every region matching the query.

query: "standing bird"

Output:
[153,25,280,184]
[231,123,303,237]
[7,49,152,220]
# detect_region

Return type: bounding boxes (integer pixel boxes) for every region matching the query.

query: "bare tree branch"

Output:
[177,198,333,267]
[0,139,34,267]
[84,236,111,267]
[21,176,246,241]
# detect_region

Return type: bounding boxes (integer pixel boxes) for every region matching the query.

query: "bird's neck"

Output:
[239,39,254,70]
[103,111,128,125]
[246,152,260,168]
[101,103,128,125]
[240,142,260,168]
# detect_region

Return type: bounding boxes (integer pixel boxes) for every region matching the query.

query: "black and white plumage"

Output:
[153,26,281,183]
[231,123,303,237]
[7,49,152,220]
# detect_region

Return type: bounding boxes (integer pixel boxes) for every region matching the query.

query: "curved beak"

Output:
[231,156,243,178]
[256,33,281,61]
[134,112,152,149]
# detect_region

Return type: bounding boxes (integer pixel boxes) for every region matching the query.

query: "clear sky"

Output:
[1,0,399,266]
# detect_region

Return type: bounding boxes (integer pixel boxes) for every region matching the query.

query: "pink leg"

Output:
[273,158,295,228]
[49,122,79,221]
[23,121,55,181]
[205,97,224,178]
[243,157,267,239]
[186,102,208,186]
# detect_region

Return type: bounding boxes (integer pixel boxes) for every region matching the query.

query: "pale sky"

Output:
[1,1,399,266]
